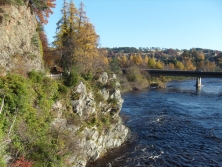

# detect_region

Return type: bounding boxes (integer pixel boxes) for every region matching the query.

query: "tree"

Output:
[109,57,121,74]
[197,52,205,60]
[196,60,204,70]
[73,2,99,71]
[143,55,149,67]
[167,63,175,70]
[192,51,205,69]
[129,54,134,65]
[155,60,164,69]
[134,54,143,66]
[38,27,51,67]
[53,1,101,73]
[53,0,72,71]
[205,60,216,71]
[148,57,156,69]
[29,0,56,24]
[184,58,196,71]
[175,61,184,70]
[182,50,190,59]
[122,55,129,67]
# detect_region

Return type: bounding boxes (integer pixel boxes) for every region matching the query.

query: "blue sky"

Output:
[44,0,222,50]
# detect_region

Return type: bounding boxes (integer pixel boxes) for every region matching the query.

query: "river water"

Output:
[88,78,222,167]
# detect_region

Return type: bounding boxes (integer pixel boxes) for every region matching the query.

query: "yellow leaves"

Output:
[32,0,56,24]
[129,54,143,66]
[53,1,105,72]
[184,58,196,71]
[197,52,205,60]
[122,55,129,67]
[148,57,156,69]
[175,61,185,70]
[103,57,109,66]
[167,63,175,70]
[135,54,143,65]
[155,60,164,69]
[143,55,149,64]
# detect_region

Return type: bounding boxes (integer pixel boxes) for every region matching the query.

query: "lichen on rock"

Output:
[50,72,129,167]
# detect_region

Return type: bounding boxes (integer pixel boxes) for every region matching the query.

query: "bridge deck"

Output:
[122,69,222,78]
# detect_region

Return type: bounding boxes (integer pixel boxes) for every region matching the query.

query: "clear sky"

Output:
[44,0,222,51]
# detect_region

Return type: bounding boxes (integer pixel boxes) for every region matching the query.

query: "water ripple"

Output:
[87,79,222,167]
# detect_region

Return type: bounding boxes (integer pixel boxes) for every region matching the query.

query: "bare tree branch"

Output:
[0,95,5,115]
[0,107,18,150]
[8,108,18,138]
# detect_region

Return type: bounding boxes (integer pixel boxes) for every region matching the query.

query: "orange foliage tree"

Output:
[0,1,55,24]
[30,0,56,24]
[39,28,52,66]
[53,0,107,73]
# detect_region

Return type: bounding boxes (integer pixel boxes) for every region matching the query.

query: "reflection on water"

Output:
[88,78,222,167]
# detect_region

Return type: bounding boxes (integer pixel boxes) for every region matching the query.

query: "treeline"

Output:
[105,47,220,56]
[113,49,222,72]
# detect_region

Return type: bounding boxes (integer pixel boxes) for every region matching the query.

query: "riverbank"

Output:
[0,72,129,167]
[87,78,222,166]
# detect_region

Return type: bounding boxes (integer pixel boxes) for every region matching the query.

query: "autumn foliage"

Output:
[0,0,55,24]
[31,0,56,24]
[11,157,34,167]
[53,0,107,73]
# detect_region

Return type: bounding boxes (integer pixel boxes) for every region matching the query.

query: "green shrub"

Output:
[71,92,80,100]
[65,70,79,87]
[94,91,104,104]
[82,71,93,81]
[126,66,141,82]
[0,73,62,166]
[107,97,118,105]
[28,70,43,83]
[58,83,69,95]
[109,57,122,74]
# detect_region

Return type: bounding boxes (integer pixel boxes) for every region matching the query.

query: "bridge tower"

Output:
[196,77,201,90]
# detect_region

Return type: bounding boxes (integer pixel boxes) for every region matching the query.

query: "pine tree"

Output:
[53,0,73,71]
[135,54,143,66]
[73,2,100,71]
[155,60,164,69]
[148,57,156,69]
[143,55,149,67]
[53,1,103,73]
[53,0,69,49]
[122,55,129,67]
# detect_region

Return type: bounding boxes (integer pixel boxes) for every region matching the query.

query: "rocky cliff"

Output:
[0,4,43,75]
[50,72,129,167]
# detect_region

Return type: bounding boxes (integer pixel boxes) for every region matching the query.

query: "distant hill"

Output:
[104,47,221,58]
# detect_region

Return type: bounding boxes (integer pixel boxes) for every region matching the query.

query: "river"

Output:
[88,78,222,167]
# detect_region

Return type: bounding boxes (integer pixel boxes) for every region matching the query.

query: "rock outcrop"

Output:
[0,4,43,75]
[50,72,129,167]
